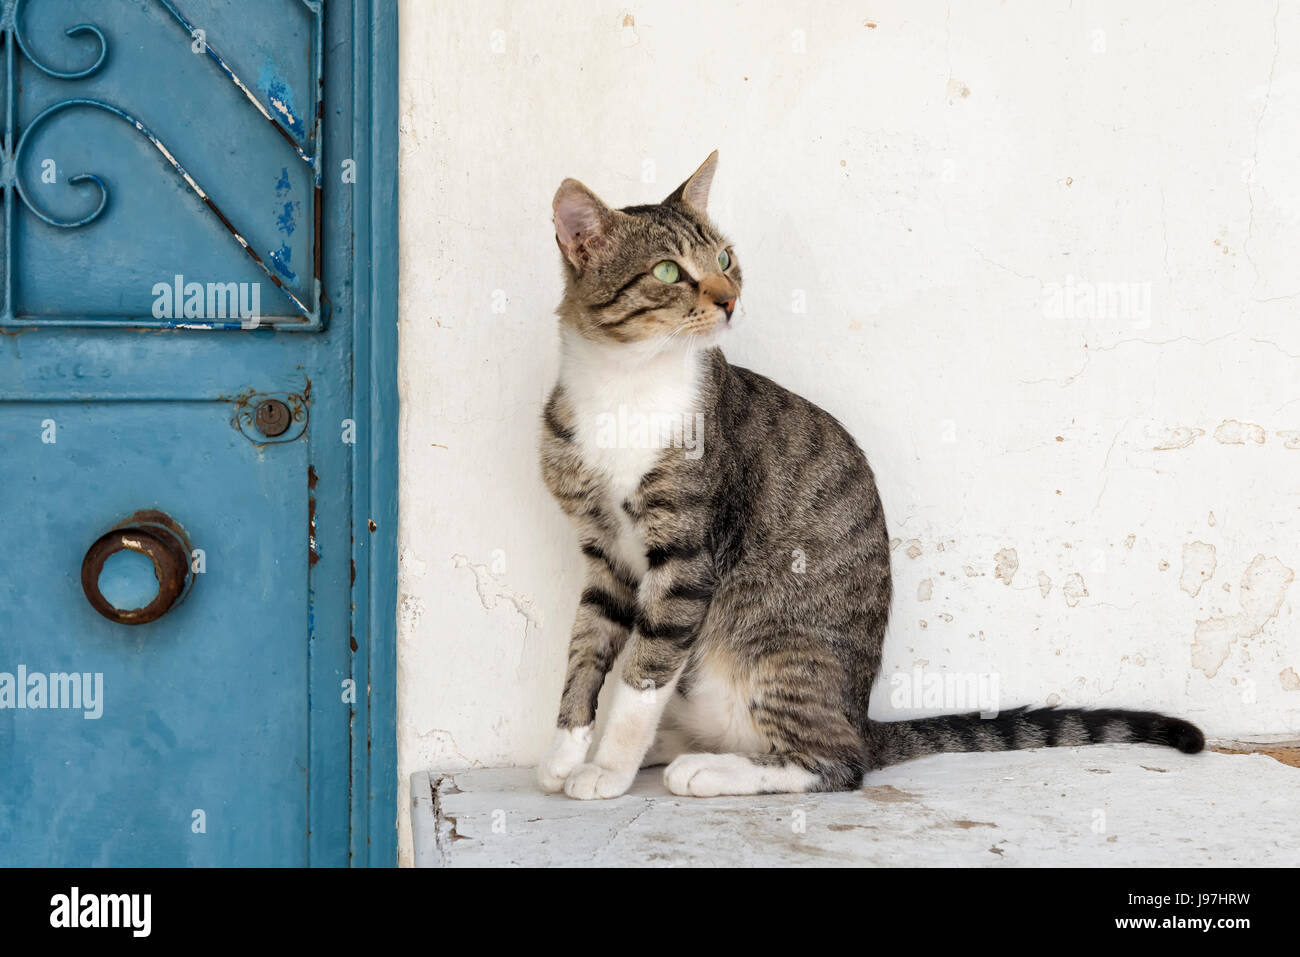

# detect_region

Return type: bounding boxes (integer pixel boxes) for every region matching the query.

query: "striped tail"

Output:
[866,705,1204,770]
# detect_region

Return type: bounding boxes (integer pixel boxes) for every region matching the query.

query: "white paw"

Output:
[563,762,635,800]
[663,753,747,797]
[537,725,592,793]
[537,761,573,794]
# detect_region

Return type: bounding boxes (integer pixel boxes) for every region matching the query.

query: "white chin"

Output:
[696,321,729,346]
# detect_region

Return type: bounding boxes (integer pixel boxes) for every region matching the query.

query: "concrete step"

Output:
[410,743,1300,867]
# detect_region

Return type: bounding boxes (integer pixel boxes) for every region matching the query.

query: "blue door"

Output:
[0,0,398,866]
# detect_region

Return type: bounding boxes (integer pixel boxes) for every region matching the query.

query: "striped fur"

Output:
[537,153,1204,799]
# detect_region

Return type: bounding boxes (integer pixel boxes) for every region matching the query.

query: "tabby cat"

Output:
[537,152,1203,799]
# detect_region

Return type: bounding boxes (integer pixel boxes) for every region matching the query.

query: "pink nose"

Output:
[715,295,736,319]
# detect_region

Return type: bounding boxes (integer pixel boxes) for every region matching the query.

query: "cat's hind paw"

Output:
[664,753,744,797]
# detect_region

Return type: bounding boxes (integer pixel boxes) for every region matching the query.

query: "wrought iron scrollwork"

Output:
[11,0,108,80]
[2,0,324,325]
[14,98,116,229]
[12,97,313,319]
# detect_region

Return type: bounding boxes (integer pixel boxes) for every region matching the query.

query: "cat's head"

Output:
[552,152,741,349]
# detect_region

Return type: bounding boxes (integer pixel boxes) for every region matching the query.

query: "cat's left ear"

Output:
[665,150,718,213]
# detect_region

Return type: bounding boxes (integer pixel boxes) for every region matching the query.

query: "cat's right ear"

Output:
[553,179,616,271]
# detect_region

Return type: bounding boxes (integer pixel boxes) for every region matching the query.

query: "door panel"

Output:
[0,0,395,866]
[0,401,308,866]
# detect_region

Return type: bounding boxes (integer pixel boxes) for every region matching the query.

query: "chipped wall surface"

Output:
[395,1,1300,863]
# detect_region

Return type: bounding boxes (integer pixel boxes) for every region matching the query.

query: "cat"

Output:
[537,151,1204,799]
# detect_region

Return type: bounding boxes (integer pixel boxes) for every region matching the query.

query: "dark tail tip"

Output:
[1169,718,1205,754]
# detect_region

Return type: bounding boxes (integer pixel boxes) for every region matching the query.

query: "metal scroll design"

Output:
[11,1,106,80]
[4,0,325,324]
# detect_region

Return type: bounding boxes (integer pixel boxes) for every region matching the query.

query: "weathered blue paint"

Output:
[259,65,307,140]
[157,0,320,167]
[351,0,400,868]
[269,244,297,282]
[0,0,399,866]
[3,0,324,329]
[277,202,298,235]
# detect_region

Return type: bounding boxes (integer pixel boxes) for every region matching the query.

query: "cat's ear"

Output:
[553,179,617,271]
[665,150,718,213]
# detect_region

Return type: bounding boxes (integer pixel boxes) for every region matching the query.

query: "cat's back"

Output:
[701,353,888,588]
[709,354,879,502]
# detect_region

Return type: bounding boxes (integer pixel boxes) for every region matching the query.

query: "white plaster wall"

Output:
[395,0,1300,864]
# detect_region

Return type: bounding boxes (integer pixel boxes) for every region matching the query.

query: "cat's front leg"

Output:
[537,542,636,792]
[537,725,594,793]
[562,663,681,799]
[564,536,714,800]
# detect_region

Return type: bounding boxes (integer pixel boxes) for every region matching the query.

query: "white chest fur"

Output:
[558,331,705,574]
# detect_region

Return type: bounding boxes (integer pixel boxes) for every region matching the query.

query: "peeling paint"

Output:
[1153,426,1203,450]
[1062,573,1088,608]
[398,593,426,636]
[1278,430,1300,450]
[1037,571,1052,598]
[917,579,933,601]
[269,244,298,282]
[1179,541,1217,597]
[1191,555,1294,679]
[1281,667,1300,692]
[260,67,307,138]
[399,547,428,582]
[452,554,541,626]
[993,547,1018,586]
[1213,419,1266,445]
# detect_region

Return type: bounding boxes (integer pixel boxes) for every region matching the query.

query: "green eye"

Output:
[718,249,732,270]
[652,261,680,283]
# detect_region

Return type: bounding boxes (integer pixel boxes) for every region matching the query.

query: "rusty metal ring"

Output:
[81,527,189,625]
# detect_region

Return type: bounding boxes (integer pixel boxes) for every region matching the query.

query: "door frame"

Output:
[349,0,399,867]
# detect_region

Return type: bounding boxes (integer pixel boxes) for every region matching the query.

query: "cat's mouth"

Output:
[692,311,732,342]
[701,299,738,330]
[662,300,737,346]
[687,315,727,336]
